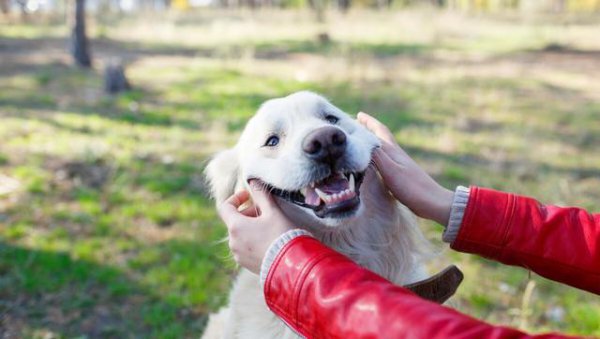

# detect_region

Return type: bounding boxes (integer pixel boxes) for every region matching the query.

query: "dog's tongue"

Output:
[303,173,350,206]
[317,173,349,194]
[304,189,320,206]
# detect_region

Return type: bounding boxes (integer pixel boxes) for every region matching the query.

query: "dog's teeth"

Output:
[300,188,307,196]
[315,188,328,202]
[349,174,355,192]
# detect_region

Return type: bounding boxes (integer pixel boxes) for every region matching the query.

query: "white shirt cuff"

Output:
[259,229,314,287]
[442,186,470,244]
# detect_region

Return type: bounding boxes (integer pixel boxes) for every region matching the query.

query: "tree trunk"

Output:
[338,0,350,12]
[15,0,28,19]
[104,61,131,94]
[554,0,566,12]
[71,0,92,68]
[0,0,10,14]
[309,0,326,22]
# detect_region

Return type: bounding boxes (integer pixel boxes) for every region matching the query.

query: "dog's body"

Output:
[203,91,430,339]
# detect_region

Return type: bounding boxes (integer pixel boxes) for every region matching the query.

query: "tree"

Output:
[0,0,10,14]
[71,0,92,68]
[338,0,351,12]
[104,61,131,94]
[308,0,327,22]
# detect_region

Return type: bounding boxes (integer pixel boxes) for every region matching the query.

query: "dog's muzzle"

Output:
[252,170,366,219]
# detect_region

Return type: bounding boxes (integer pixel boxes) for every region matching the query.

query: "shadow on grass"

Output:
[0,36,207,67]
[0,241,210,337]
[533,43,600,56]
[0,147,233,337]
[0,62,281,132]
[0,99,204,132]
[253,40,432,59]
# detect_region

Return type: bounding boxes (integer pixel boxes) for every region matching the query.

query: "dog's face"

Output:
[206,91,380,227]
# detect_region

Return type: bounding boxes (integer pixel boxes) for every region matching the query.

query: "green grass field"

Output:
[1,9,600,338]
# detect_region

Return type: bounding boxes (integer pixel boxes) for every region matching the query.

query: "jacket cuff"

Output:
[442,186,470,244]
[260,229,314,287]
[450,186,516,258]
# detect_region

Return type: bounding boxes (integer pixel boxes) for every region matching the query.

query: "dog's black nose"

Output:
[302,126,347,164]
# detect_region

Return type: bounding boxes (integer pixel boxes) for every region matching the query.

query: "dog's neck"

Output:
[300,173,426,285]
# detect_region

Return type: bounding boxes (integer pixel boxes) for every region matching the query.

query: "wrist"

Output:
[415,184,453,226]
[403,169,454,225]
[429,186,454,226]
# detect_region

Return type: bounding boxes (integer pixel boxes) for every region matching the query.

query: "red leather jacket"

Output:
[263,187,600,338]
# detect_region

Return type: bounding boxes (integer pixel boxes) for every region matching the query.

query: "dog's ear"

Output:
[205,149,240,203]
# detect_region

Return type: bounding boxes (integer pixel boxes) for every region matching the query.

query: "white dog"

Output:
[203,91,460,339]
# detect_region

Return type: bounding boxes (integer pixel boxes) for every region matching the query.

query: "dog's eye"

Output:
[325,115,339,124]
[264,135,279,147]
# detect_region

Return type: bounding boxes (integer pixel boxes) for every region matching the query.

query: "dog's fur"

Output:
[203,91,430,339]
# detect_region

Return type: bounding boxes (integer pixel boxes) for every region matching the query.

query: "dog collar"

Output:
[403,265,464,304]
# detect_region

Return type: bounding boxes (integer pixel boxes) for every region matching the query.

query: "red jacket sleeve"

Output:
[264,236,578,339]
[452,186,600,294]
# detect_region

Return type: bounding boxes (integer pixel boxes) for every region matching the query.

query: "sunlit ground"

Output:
[1,9,600,337]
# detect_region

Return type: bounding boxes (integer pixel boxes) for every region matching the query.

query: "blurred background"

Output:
[1,0,600,337]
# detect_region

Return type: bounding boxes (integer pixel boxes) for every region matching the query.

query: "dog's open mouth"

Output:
[259,171,365,218]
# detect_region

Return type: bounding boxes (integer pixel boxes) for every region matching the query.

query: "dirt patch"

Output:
[54,160,112,189]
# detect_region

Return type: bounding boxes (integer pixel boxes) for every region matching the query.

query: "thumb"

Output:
[218,190,250,225]
[248,180,277,210]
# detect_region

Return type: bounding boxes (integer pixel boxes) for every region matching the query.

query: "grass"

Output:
[1,8,600,337]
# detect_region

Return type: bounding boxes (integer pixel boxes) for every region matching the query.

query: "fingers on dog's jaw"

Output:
[228,229,237,243]
[357,112,378,126]
[357,112,375,129]
[218,190,250,222]
[227,236,238,259]
[248,180,276,205]
[248,180,269,196]
[357,112,396,144]
[240,204,260,217]
[373,149,390,172]
[375,148,401,169]
[225,190,251,208]
[251,188,276,210]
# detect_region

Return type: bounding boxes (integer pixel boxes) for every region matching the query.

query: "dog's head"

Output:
[206,91,380,227]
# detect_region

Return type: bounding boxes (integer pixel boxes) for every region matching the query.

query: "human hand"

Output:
[217,181,295,274]
[357,112,454,226]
